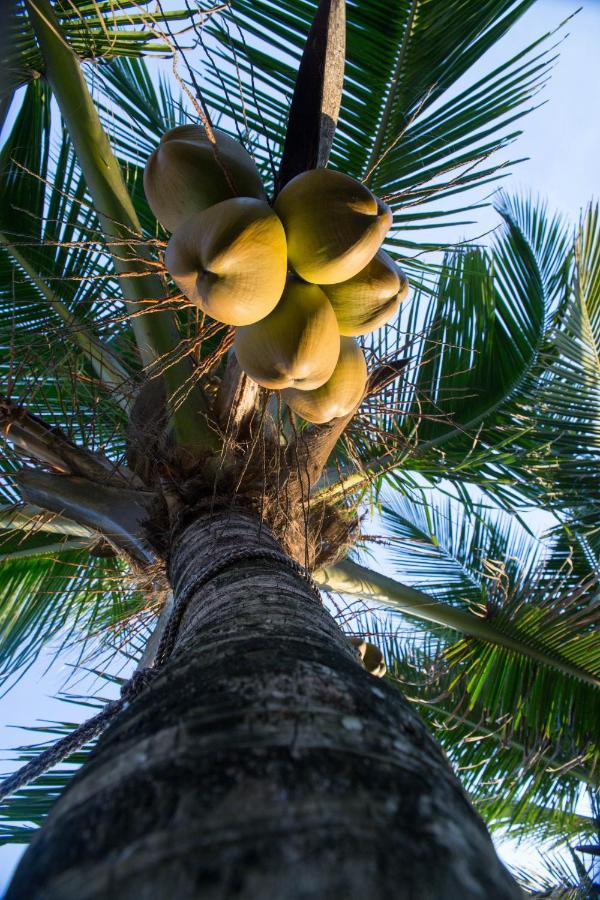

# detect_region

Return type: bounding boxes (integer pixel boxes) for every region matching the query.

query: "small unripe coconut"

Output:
[274,169,392,284]
[144,125,265,232]
[322,250,409,336]
[349,636,387,677]
[234,278,340,390]
[165,198,287,326]
[282,337,367,424]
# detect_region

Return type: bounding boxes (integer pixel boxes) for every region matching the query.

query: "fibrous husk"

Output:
[165,198,288,326]
[144,125,266,232]
[234,278,340,390]
[274,168,392,284]
[281,336,367,424]
[322,249,409,336]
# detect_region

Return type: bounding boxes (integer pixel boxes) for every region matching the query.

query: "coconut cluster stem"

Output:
[25,0,217,452]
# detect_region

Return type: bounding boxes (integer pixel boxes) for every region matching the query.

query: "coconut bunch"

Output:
[144,127,409,424]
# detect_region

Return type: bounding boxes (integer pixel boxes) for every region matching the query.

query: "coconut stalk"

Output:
[276,0,346,190]
[24,0,217,453]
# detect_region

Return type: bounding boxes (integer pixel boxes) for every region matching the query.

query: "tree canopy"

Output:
[0,0,598,893]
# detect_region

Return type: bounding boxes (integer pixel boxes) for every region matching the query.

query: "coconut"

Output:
[282,336,367,424]
[234,278,340,390]
[144,125,265,232]
[349,637,387,677]
[273,169,392,285]
[165,198,287,326]
[322,250,409,336]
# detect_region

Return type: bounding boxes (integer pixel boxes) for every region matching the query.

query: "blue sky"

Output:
[0,0,599,890]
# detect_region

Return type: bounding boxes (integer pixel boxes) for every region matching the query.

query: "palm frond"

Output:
[320,486,600,832]
[346,193,600,519]
[0,676,127,845]
[382,485,545,604]
[380,488,600,745]
[379,623,595,846]
[3,0,202,100]
[95,57,189,168]
[1,79,136,418]
[483,801,598,851]
[200,0,561,257]
[0,546,138,689]
[343,604,592,849]
[0,722,97,844]
[514,844,598,898]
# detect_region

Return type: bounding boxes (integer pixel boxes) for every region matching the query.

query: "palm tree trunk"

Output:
[7,510,520,899]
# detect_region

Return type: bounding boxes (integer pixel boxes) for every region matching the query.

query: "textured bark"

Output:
[8,511,520,899]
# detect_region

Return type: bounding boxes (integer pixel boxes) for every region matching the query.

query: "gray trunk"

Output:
[7,511,521,899]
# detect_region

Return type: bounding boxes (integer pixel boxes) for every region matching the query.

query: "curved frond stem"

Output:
[316,559,600,689]
[24,0,217,452]
[0,504,95,538]
[0,538,93,562]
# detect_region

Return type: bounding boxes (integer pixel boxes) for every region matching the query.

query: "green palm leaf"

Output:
[0,79,135,411]
[0,545,138,688]
[356,615,596,852]
[0,724,96,844]
[202,0,560,255]
[0,681,122,845]
[3,0,201,100]
[344,194,599,520]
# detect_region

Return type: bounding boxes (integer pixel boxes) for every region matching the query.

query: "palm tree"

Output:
[0,0,597,895]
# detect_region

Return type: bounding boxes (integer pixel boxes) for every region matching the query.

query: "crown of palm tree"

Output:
[0,0,598,892]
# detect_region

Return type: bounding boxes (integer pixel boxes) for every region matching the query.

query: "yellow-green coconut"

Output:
[165,198,287,326]
[274,169,392,285]
[322,250,409,336]
[282,336,367,424]
[144,125,265,232]
[234,278,340,390]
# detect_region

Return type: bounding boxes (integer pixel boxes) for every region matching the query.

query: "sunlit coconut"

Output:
[234,278,340,390]
[165,198,287,326]
[274,168,392,284]
[322,250,409,336]
[282,336,367,424]
[144,125,265,232]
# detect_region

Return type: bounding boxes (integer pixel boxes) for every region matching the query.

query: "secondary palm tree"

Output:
[0,0,597,896]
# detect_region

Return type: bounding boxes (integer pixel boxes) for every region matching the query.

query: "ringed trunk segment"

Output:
[8,510,520,899]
